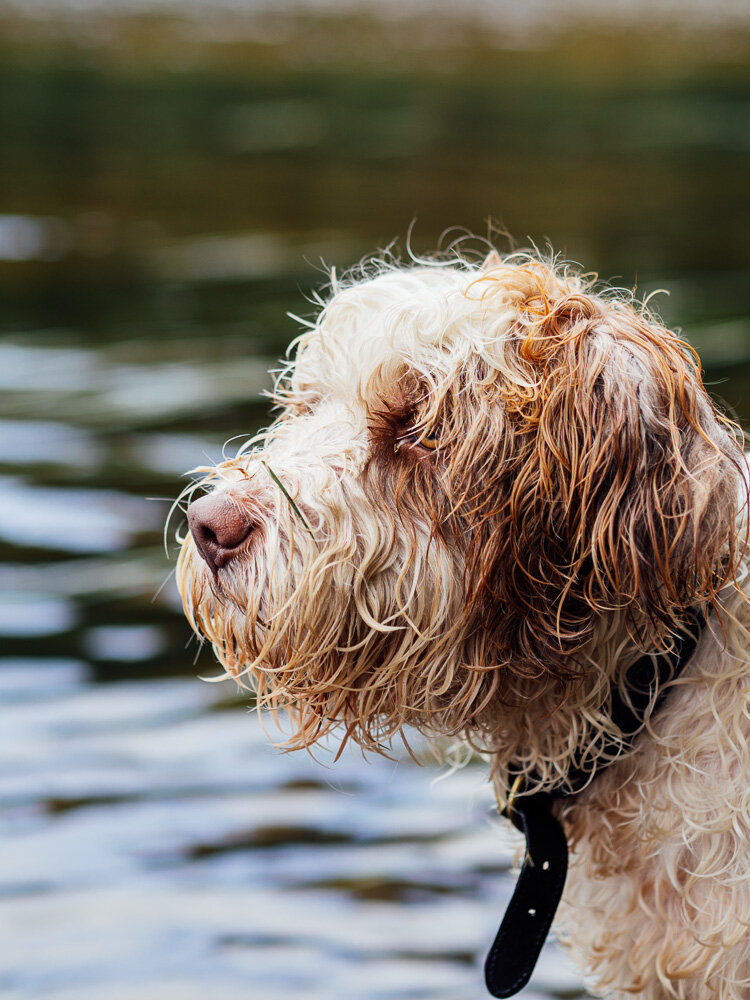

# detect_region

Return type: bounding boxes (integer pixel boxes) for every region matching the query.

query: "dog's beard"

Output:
[176,459,480,754]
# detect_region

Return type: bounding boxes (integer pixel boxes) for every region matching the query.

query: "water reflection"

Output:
[0,477,156,552]
[2,665,576,1000]
[0,215,69,262]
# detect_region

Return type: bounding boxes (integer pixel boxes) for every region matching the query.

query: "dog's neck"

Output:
[522,607,707,801]
[486,607,713,805]
[483,608,708,999]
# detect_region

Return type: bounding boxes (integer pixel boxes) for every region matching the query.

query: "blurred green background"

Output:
[1,4,749,999]
[3,6,750,678]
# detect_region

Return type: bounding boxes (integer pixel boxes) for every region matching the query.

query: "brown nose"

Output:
[187,492,254,574]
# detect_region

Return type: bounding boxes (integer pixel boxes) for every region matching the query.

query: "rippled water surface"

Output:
[1,7,750,999]
[5,670,586,1000]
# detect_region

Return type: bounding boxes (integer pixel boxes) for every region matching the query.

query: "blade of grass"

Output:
[261,461,315,539]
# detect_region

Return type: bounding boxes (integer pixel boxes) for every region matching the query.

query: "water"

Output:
[3,672,570,1000]
[1,8,750,999]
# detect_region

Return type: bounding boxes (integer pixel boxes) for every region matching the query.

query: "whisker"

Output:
[261,460,316,539]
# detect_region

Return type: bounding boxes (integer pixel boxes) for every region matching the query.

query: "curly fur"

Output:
[176,247,750,998]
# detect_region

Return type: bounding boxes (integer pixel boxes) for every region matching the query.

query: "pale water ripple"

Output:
[0,666,584,1000]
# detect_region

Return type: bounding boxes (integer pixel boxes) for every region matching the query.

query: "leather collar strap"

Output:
[484,610,706,999]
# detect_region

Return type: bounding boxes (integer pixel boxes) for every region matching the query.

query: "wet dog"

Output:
[177,250,750,999]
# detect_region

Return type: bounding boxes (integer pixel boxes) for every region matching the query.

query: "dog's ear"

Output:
[459,289,746,685]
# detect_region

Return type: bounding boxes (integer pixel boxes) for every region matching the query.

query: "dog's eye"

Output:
[398,424,441,452]
[415,428,440,450]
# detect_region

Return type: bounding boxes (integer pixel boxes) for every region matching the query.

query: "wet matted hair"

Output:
[176,247,750,998]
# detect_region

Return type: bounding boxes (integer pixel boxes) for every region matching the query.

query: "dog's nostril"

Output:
[187,493,254,572]
[200,525,218,547]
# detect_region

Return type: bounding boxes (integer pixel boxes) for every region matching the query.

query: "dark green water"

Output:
[0,13,749,999]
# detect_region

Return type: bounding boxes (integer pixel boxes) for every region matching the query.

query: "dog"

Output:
[176,248,750,999]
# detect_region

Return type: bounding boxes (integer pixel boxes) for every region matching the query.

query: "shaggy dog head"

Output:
[176,251,746,791]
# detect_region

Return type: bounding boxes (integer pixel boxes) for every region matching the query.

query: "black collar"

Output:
[484,609,706,999]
